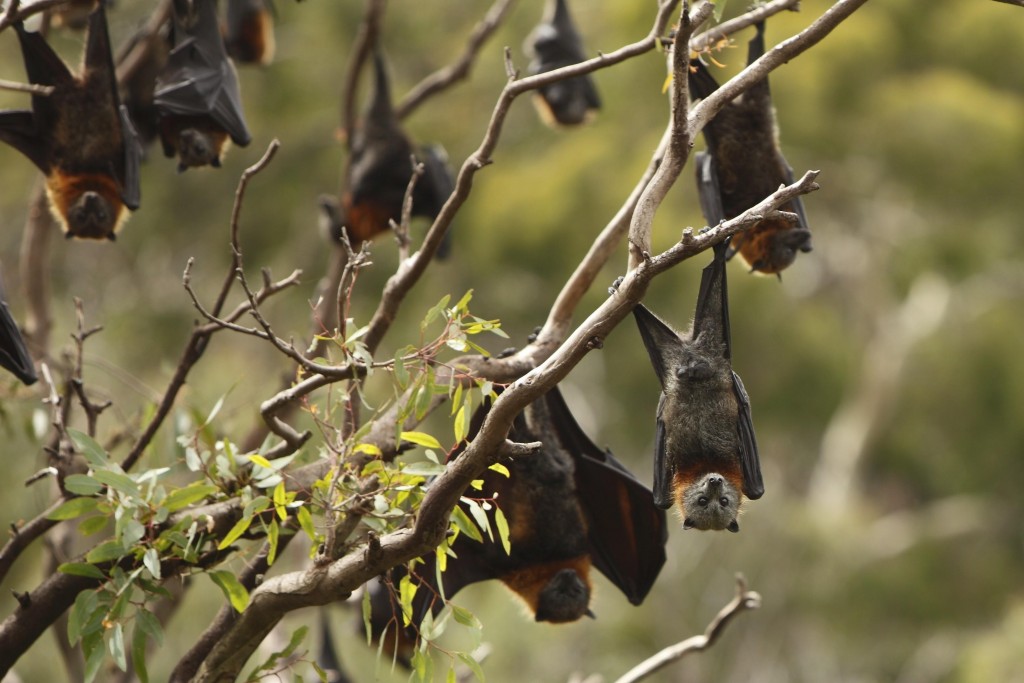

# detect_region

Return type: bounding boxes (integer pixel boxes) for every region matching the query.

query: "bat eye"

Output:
[697,496,708,507]
[719,497,729,507]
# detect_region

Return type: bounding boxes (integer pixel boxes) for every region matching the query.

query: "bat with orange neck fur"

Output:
[690,20,812,278]
[368,386,667,662]
[225,0,276,66]
[155,0,252,172]
[632,240,763,532]
[0,4,142,240]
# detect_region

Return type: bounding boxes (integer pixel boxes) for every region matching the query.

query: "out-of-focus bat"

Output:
[48,0,107,31]
[690,21,812,278]
[119,25,171,151]
[0,5,142,240]
[368,386,667,660]
[155,0,252,171]
[524,0,601,127]
[632,241,762,531]
[224,0,276,66]
[319,45,454,257]
[316,612,353,683]
[0,270,36,386]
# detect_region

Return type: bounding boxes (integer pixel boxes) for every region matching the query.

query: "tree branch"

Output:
[612,575,761,683]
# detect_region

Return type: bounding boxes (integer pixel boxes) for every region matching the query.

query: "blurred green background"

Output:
[1,0,1023,680]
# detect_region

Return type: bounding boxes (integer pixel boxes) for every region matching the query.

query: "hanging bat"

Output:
[0,5,142,240]
[690,21,812,278]
[48,0,107,31]
[368,386,667,660]
[632,240,763,531]
[316,612,353,683]
[320,45,454,257]
[524,0,601,127]
[224,0,276,66]
[0,271,37,386]
[118,25,171,152]
[155,0,252,171]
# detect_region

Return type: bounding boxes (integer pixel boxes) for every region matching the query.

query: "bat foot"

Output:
[526,325,542,343]
[608,275,624,294]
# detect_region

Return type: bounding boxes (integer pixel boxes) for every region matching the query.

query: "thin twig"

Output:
[394,0,518,120]
[689,0,803,52]
[612,575,762,683]
[0,79,53,96]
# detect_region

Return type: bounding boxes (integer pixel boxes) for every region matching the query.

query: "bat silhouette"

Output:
[319,44,454,257]
[0,270,36,386]
[0,4,142,240]
[224,0,276,66]
[368,386,667,661]
[524,0,601,127]
[119,25,171,152]
[155,0,252,171]
[690,21,811,278]
[632,241,762,531]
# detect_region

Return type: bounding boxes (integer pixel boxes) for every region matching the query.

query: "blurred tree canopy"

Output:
[0,0,1022,681]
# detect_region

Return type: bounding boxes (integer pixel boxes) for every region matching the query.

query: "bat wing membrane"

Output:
[731,370,763,499]
[543,387,667,605]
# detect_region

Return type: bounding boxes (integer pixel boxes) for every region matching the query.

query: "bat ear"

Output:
[585,608,596,620]
[727,519,740,533]
[682,518,696,530]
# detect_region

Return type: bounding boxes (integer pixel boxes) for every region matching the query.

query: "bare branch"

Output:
[0,0,67,32]
[0,79,53,96]
[689,0,802,52]
[612,575,761,683]
[394,0,518,119]
[19,182,55,364]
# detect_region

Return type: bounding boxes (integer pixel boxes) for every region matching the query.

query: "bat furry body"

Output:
[633,242,763,531]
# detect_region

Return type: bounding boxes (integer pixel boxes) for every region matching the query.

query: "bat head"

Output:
[679,473,741,533]
[175,127,229,171]
[533,568,592,623]
[46,171,127,241]
[759,227,812,274]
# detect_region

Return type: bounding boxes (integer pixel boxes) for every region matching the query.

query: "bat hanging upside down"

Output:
[0,4,142,240]
[366,386,667,663]
[155,0,252,171]
[631,240,763,532]
[690,20,812,278]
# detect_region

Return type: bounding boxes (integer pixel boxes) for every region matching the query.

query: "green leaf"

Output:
[143,548,161,580]
[68,590,99,645]
[83,631,105,683]
[457,652,486,682]
[450,505,483,543]
[68,429,109,468]
[451,604,482,630]
[494,506,512,556]
[454,405,468,444]
[64,474,103,496]
[267,519,279,567]
[455,289,474,312]
[163,484,219,512]
[48,497,100,521]
[401,461,447,477]
[400,431,441,449]
[248,454,273,469]
[136,608,164,646]
[464,499,492,541]
[109,622,127,671]
[242,496,271,519]
[354,443,382,458]
[132,624,150,683]
[59,562,106,580]
[273,482,288,521]
[422,294,451,330]
[86,539,125,564]
[296,505,316,541]
[713,0,728,22]
[92,470,140,498]
[121,519,145,547]
[209,570,250,612]
[218,516,253,550]
[451,382,463,415]
[399,573,418,627]
[279,625,308,660]
[488,463,510,478]
[393,352,409,389]
[78,515,108,536]
[447,667,457,683]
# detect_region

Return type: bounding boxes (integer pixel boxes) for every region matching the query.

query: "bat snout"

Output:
[67,191,117,240]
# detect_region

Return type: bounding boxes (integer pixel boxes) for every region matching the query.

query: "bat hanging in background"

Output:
[524,0,601,127]
[47,0,107,31]
[316,612,353,683]
[155,0,252,171]
[224,0,276,66]
[632,240,763,532]
[690,20,812,278]
[367,386,667,663]
[0,4,142,240]
[119,25,171,152]
[319,44,455,257]
[0,269,37,386]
